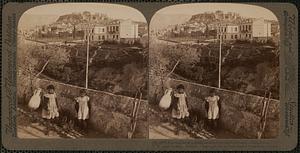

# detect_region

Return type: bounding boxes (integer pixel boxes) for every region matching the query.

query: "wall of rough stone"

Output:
[149,76,279,138]
[18,78,148,138]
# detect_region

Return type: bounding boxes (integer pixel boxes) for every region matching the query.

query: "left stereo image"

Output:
[17,3,148,139]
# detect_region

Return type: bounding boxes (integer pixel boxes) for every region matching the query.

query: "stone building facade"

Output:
[217,18,273,42]
[84,19,139,44]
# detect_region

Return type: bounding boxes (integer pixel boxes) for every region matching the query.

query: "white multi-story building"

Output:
[217,22,239,41]
[84,24,107,41]
[251,18,272,40]
[217,18,272,42]
[84,19,139,44]
[119,19,139,43]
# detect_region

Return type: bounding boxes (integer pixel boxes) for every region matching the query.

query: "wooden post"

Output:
[85,30,90,89]
[218,33,222,88]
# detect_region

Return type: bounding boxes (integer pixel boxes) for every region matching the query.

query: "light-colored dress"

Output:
[159,88,172,110]
[75,96,90,120]
[172,92,189,119]
[206,95,220,120]
[42,93,59,119]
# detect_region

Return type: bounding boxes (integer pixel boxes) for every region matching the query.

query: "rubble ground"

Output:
[149,105,242,139]
[17,105,110,139]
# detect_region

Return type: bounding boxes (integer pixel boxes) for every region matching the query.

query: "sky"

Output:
[19,3,146,29]
[19,3,278,30]
[155,3,278,21]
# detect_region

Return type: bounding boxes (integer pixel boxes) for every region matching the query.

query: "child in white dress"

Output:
[75,89,90,132]
[205,89,220,130]
[42,85,59,119]
[171,84,189,135]
[41,85,59,135]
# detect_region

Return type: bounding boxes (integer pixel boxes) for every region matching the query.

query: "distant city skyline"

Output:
[154,3,278,21]
[19,3,146,30]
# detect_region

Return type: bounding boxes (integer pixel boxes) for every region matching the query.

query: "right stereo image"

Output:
[149,3,280,139]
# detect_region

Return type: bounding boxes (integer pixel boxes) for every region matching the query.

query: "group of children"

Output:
[31,83,219,135]
[162,84,221,134]
[28,84,91,134]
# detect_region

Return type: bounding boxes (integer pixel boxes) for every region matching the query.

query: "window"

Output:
[246,34,248,37]
[113,35,115,39]
[235,35,237,39]
[218,35,221,39]
[248,34,251,38]
[235,27,237,32]
[116,26,119,32]
[102,35,105,40]
[249,25,251,31]
[231,35,233,39]
[99,36,101,40]
[224,35,226,39]
[116,35,118,39]
[224,27,227,32]
[102,28,105,32]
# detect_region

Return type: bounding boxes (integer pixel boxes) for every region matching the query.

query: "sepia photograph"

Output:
[149,3,280,139]
[1,1,299,151]
[17,3,148,139]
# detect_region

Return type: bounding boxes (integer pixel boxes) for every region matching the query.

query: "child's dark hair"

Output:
[46,85,55,90]
[80,89,87,94]
[176,84,185,90]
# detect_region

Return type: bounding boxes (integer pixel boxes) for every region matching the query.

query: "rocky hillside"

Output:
[42,42,148,99]
[151,41,279,99]
[56,14,84,24]
[55,12,147,30]
[188,13,219,24]
[55,13,112,25]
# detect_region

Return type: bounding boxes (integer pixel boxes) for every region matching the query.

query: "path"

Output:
[149,106,214,139]
[17,108,84,139]
[149,122,194,139]
[18,122,61,139]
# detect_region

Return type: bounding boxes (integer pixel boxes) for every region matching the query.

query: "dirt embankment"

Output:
[161,42,279,99]
[42,42,148,99]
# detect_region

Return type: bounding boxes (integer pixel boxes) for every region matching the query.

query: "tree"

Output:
[150,42,200,87]
[18,37,71,87]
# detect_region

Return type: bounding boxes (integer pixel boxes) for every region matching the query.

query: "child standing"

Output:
[41,85,59,135]
[172,84,189,119]
[171,84,189,135]
[42,85,59,119]
[205,89,220,131]
[75,89,90,132]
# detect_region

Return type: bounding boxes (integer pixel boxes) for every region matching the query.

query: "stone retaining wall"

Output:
[149,76,279,138]
[18,78,148,138]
